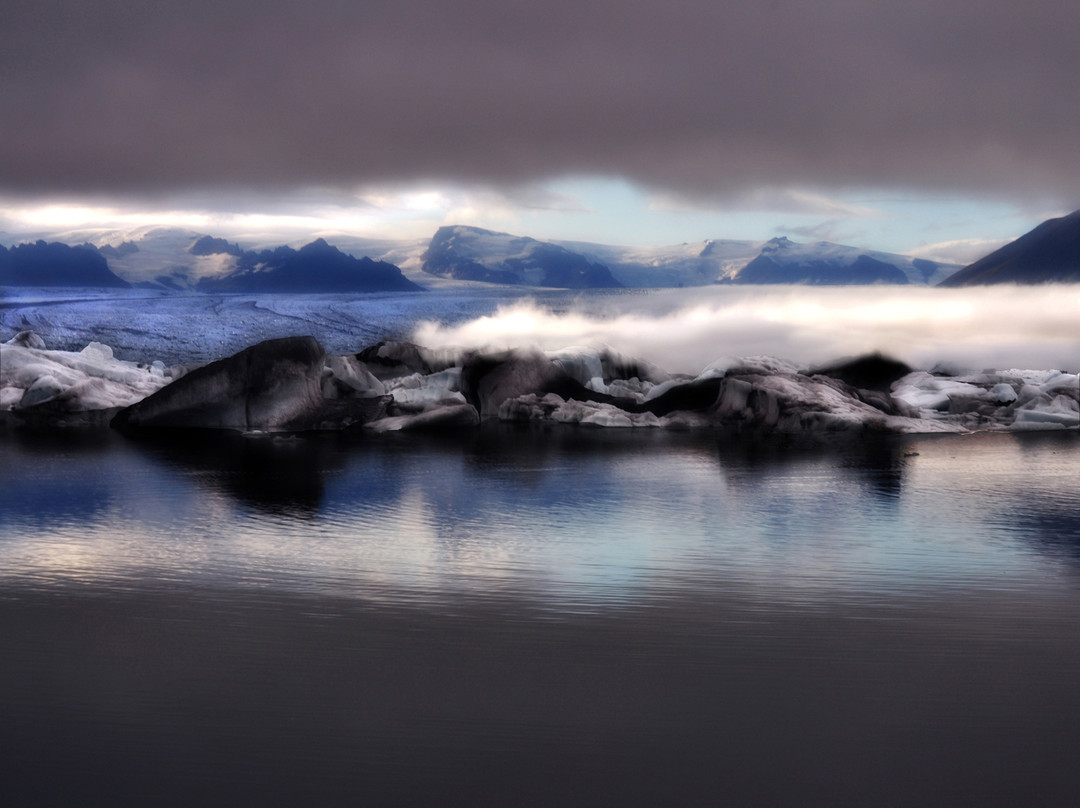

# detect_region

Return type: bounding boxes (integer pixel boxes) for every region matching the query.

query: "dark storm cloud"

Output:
[3,0,1079,205]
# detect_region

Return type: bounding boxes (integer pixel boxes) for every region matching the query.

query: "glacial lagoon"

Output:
[3,425,1080,806]
[3,285,1080,805]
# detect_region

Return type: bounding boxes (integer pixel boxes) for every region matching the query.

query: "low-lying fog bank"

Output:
[414,285,1080,375]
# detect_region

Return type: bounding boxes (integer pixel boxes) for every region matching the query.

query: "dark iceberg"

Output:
[3,332,1077,434]
[111,336,388,433]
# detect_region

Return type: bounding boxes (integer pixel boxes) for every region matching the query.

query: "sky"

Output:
[3,0,1079,262]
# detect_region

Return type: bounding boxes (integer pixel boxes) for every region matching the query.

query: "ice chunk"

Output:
[1012,394,1079,429]
[725,355,802,376]
[385,367,465,411]
[658,411,712,430]
[364,403,479,432]
[1040,372,1079,396]
[606,377,651,401]
[892,372,984,412]
[0,387,23,409]
[1,338,171,420]
[20,375,65,408]
[714,377,754,419]
[5,330,46,350]
[80,342,114,363]
[497,392,566,422]
[322,354,386,399]
[642,377,689,402]
[547,347,607,393]
[580,408,635,428]
[987,383,1018,404]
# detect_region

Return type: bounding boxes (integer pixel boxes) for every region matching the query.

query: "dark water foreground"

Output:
[2,426,1079,806]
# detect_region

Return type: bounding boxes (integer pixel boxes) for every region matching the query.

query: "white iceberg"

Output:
[1,332,176,425]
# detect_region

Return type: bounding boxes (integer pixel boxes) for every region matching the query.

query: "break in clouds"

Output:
[414,286,1080,375]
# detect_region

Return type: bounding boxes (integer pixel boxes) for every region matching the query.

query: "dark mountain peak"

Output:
[762,236,794,252]
[940,209,1080,286]
[196,239,422,293]
[299,237,333,254]
[189,235,244,257]
[97,241,140,259]
[431,224,500,243]
[0,240,130,288]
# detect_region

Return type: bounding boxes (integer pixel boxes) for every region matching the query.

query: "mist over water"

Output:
[414,285,1080,373]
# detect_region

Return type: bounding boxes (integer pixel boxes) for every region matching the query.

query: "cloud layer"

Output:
[4,0,1079,208]
[413,286,1080,374]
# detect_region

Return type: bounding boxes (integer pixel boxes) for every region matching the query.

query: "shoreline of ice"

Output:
[3,331,1076,435]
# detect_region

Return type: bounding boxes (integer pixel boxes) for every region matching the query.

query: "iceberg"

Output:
[1,331,176,428]
[4,332,1077,435]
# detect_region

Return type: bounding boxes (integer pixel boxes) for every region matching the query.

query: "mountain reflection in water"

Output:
[2,427,1079,806]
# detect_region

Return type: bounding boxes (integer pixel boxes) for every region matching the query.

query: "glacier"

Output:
[10,224,959,291]
[2,284,1076,435]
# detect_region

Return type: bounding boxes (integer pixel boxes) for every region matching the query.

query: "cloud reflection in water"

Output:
[3,429,1078,607]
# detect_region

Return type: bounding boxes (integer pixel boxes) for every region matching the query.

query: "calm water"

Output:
[3,426,1080,806]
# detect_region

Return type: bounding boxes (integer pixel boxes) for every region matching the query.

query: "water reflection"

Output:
[122,430,339,517]
[1,430,129,526]
[3,426,1079,602]
[4,427,1080,806]
[708,429,913,502]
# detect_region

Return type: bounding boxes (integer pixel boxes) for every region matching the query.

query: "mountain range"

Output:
[422,226,957,288]
[0,241,130,288]
[193,237,423,293]
[422,226,622,288]
[4,210,1079,291]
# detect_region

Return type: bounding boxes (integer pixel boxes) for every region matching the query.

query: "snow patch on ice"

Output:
[1,332,175,417]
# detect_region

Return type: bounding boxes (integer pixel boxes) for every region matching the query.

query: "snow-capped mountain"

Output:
[422,226,622,288]
[488,230,955,287]
[555,238,760,287]
[733,237,956,286]
[1,224,960,290]
[86,227,237,288]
